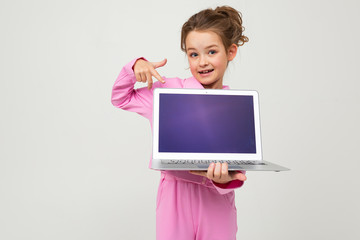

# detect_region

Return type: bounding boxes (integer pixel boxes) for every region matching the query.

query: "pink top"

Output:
[111,58,245,194]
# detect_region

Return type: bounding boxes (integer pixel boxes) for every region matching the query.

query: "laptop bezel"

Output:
[152,88,263,161]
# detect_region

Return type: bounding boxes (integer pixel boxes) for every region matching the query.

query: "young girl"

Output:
[112,6,249,240]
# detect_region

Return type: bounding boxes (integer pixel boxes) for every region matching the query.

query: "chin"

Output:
[201,81,220,89]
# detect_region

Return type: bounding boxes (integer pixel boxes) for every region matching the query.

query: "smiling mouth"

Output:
[198,69,214,74]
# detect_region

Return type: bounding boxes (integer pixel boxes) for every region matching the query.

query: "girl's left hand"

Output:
[189,162,247,184]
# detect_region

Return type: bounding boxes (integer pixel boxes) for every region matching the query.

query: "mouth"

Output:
[198,69,214,74]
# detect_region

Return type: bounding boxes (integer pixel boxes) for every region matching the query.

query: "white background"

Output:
[1,0,359,239]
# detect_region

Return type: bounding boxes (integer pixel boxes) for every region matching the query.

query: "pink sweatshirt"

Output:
[111,58,245,194]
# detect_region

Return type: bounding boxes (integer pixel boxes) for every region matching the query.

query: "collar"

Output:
[184,76,230,90]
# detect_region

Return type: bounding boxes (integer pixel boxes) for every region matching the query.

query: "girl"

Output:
[112,6,249,240]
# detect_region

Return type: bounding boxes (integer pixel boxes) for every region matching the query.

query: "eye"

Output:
[209,50,216,55]
[189,52,198,58]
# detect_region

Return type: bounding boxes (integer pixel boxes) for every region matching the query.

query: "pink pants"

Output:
[156,172,238,240]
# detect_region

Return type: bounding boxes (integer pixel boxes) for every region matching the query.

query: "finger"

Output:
[150,69,166,84]
[189,171,207,177]
[147,80,153,89]
[207,162,215,179]
[140,72,147,82]
[146,72,153,89]
[135,72,142,82]
[152,58,167,69]
[221,162,229,179]
[214,162,222,179]
[231,172,247,181]
[145,72,152,82]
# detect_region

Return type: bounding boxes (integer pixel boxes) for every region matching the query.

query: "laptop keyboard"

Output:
[161,160,265,165]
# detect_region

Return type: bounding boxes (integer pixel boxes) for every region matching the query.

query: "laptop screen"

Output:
[158,93,256,154]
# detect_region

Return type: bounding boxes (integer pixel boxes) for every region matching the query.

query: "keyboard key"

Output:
[161,160,265,165]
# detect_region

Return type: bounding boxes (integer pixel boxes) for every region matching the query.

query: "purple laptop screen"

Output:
[158,93,256,153]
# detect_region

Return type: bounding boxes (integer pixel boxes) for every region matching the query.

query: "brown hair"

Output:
[181,6,249,52]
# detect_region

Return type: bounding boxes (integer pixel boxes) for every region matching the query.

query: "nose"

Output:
[199,55,208,67]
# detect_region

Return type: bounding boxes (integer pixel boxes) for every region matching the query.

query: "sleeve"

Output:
[211,171,246,195]
[111,58,153,119]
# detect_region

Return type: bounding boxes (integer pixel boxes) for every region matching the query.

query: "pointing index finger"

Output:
[150,69,165,84]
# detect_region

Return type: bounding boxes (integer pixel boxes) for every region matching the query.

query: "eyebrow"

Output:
[186,44,219,52]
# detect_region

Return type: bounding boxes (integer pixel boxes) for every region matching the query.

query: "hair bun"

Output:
[215,6,234,17]
[181,5,249,51]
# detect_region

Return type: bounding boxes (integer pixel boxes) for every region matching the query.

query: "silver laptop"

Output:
[151,88,289,171]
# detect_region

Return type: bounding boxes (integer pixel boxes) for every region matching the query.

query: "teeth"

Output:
[200,69,212,73]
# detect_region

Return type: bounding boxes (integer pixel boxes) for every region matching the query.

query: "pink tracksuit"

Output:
[111,58,245,240]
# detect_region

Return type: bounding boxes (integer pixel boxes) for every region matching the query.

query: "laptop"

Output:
[151,88,289,171]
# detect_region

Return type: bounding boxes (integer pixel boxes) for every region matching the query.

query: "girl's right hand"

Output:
[133,58,167,89]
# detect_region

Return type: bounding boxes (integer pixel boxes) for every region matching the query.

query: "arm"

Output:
[111,58,166,119]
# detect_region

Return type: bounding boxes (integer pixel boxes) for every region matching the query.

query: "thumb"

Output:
[232,172,247,181]
[152,58,167,69]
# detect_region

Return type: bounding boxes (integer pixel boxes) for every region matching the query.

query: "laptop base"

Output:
[151,160,290,171]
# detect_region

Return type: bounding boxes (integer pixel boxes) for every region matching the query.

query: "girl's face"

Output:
[185,30,237,89]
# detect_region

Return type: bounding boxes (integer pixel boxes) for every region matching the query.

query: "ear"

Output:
[227,44,238,61]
